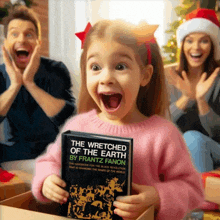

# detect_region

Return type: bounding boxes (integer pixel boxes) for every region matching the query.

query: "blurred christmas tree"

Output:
[163,0,201,64]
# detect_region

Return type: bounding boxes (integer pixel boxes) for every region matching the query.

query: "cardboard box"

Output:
[0,170,27,201]
[0,191,154,220]
[203,211,220,220]
[203,170,220,205]
[9,170,33,191]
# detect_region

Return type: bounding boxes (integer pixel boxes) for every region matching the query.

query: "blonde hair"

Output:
[78,19,170,119]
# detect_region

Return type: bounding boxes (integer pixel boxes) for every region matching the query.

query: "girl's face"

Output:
[86,39,152,125]
[183,32,212,70]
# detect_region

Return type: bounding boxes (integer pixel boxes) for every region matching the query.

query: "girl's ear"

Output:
[140,64,153,87]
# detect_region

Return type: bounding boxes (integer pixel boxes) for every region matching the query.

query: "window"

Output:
[108,0,166,47]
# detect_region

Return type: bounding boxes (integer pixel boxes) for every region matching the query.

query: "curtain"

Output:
[48,0,109,100]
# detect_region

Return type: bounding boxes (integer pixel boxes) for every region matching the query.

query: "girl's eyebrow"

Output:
[87,53,99,62]
[87,52,133,62]
[113,52,133,61]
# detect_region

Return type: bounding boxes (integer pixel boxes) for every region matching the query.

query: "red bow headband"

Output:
[75,22,158,64]
[132,22,158,65]
[75,22,92,49]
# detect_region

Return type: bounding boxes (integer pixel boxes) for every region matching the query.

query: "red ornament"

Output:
[75,22,92,49]
[0,168,15,183]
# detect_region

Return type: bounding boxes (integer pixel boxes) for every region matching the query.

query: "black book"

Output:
[61,130,133,220]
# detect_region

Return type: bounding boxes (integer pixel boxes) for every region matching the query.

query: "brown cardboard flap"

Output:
[204,211,220,219]
[0,190,60,214]
[9,170,33,188]
[0,187,4,200]
[0,191,70,220]
[0,173,26,201]
[137,205,154,220]
[0,191,33,208]
[205,176,220,204]
[0,206,69,220]
[0,191,154,220]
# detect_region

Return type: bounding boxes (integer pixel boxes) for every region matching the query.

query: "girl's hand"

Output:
[113,183,160,220]
[196,67,220,100]
[169,68,196,100]
[42,174,69,204]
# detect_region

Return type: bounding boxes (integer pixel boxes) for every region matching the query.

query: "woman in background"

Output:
[166,8,220,173]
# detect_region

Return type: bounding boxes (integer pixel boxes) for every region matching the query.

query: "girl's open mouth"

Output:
[100,93,122,111]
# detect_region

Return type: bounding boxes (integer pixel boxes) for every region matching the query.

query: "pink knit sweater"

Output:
[32,110,204,220]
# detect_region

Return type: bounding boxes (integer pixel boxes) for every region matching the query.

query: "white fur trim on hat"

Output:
[177,18,220,60]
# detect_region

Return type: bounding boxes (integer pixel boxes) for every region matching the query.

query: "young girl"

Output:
[166,8,220,173]
[32,20,204,220]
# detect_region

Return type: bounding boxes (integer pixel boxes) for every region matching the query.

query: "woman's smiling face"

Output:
[183,32,212,70]
[86,39,152,125]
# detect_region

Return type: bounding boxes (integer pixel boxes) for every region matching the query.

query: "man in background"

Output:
[0,6,76,163]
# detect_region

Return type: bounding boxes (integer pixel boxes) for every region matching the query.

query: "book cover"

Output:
[61,130,133,220]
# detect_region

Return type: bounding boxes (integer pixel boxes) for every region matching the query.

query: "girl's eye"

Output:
[91,64,101,71]
[116,64,127,70]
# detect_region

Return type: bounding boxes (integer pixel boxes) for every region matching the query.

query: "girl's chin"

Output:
[99,110,123,123]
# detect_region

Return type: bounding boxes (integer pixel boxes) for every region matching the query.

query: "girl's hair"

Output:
[177,36,220,78]
[78,20,170,119]
[2,5,41,39]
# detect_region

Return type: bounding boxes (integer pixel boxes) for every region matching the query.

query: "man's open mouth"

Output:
[100,93,122,110]
[15,49,30,62]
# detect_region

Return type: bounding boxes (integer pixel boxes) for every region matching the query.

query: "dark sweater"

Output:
[0,57,76,161]
[169,75,220,143]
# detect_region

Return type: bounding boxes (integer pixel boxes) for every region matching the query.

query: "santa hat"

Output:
[176,8,220,60]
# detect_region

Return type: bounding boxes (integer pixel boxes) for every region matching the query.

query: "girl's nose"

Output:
[100,69,115,85]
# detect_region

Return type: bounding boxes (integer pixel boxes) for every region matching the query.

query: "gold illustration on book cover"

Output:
[67,177,125,219]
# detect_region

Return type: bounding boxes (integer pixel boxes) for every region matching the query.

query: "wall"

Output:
[0,0,49,57]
